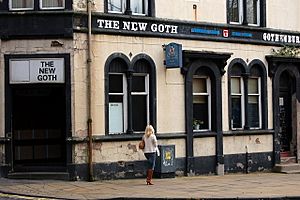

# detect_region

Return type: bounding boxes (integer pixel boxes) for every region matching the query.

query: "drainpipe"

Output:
[87,0,93,181]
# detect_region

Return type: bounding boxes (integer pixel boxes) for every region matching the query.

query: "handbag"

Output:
[139,140,145,149]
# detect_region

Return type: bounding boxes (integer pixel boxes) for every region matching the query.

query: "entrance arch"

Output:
[278,70,296,156]
[266,55,300,164]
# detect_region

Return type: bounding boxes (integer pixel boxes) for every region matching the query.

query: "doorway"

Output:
[11,84,66,172]
[278,71,295,157]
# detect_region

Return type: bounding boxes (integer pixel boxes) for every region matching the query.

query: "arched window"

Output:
[228,59,267,130]
[105,53,156,134]
[193,75,211,131]
[229,64,245,129]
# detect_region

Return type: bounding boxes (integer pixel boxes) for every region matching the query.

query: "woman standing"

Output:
[142,125,158,185]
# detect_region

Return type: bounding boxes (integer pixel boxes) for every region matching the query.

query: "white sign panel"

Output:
[10,60,30,83]
[10,58,65,84]
[109,103,123,134]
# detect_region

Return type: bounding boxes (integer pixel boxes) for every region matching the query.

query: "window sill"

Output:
[224,129,274,136]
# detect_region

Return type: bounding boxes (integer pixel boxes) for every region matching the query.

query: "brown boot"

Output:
[146,169,154,185]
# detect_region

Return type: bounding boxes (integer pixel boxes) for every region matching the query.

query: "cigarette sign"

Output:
[10,58,65,84]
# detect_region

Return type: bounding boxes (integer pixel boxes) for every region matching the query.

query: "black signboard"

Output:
[72,14,300,47]
[164,43,182,68]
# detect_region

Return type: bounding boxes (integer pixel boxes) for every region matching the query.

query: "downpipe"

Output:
[87,0,93,181]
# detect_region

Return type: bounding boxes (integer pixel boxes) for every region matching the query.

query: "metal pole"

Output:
[87,0,93,181]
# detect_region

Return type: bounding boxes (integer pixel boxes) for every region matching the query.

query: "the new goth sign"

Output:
[10,58,65,84]
[87,15,300,46]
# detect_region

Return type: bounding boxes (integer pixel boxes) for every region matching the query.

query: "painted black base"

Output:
[0,152,273,180]
[224,152,273,173]
[194,155,217,175]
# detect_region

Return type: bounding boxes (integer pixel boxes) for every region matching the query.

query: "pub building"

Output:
[0,0,300,180]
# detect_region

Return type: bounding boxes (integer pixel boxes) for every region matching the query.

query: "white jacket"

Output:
[143,134,159,154]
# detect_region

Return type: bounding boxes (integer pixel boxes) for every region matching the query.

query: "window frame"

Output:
[107,0,125,14]
[9,0,65,10]
[131,73,150,132]
[228,0,243,25]
[131,0,148,16]
[105,0,154,17]
[248,76,262,129]
[9,0,34,11]
[108,73,128,134]
[227,0,263,26]
[230,76,245,130]
[192,75,211,132]
[246,0,260,26]
[39,0,65,10]
[228,59,267,131]
[105,53,156,135]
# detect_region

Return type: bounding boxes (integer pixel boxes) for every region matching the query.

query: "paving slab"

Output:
[0,173,299,199]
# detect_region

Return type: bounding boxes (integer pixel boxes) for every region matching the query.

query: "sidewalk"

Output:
[0,173,300,199]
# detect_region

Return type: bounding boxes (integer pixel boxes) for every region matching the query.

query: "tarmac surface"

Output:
[0,173,300,199]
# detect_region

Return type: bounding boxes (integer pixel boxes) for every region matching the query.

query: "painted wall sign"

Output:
[164,42,183,68]
[82,15,300,47]
[10,58,65,84]
[262,32,300,45]
[97,19,178,34]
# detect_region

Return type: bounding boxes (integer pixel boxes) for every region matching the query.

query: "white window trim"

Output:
[107,0,125,14]
[9,0,34,11]
[229,0,243,25]
[231,76,245,130]
[248,77,262,129]
[123,74,128,132]
[108,73,127,134]
[131,73,150,126]
[247,0,260,26]
[132,12,147,16]
[193,76,211,131]
[39,0,65,10]
[131,0,148,15]
[108,10,124,14]
[229,0,260,26]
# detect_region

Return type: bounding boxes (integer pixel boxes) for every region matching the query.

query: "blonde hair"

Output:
[144,125,155,138]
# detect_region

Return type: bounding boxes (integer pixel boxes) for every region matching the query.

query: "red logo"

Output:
[223,29,229,38]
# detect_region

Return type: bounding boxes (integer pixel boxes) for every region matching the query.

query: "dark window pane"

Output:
[108,0,124,12]
[193,96,208,130]
[228,0,240,23]
[11,0,34,9]
[247,0,258,24]
[131,0,148,14]
[109,74,123,93]
[232,96,242,128]
[132,95,147,131]
[132,76,145,92]
[248,96,259,127]
[42,0,64,8]
[109,95,123,102]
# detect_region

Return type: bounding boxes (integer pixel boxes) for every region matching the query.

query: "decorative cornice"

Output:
[182,50,232,75]
[266,55,300,77]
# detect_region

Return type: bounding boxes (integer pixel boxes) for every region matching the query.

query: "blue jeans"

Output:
[144,152,156,170]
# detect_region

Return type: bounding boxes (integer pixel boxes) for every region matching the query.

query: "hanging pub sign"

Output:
[164,42,182,68]
[9,58,65,84]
